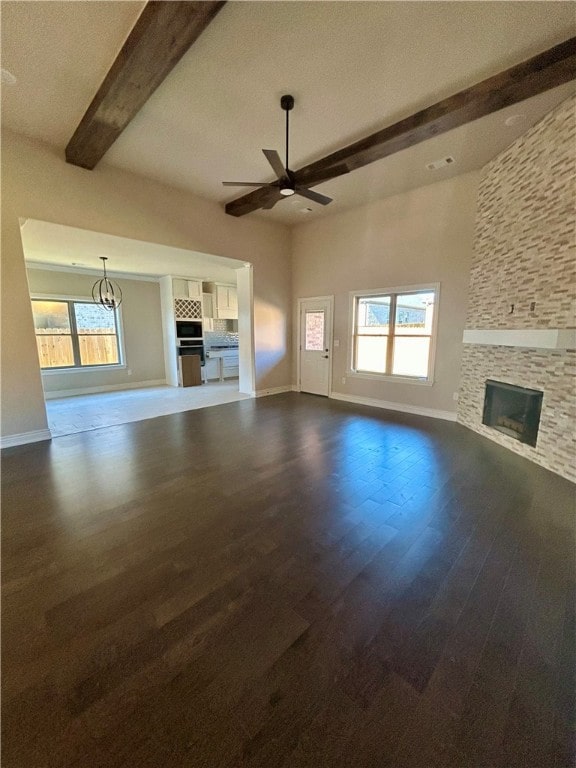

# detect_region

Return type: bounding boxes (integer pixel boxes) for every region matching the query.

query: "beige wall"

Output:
[458,95,576,482]
[1,129,291,439]
[26,268,165,395]
[291,171,480,415]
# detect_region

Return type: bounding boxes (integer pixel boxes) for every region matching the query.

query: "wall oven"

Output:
[177,340,205,365]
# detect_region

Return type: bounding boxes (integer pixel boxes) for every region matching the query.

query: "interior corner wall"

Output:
[457,95,576,483]
[1,129,291,440]
[26,268,166,395]
[291,171,480,417]
[1,211,49,437]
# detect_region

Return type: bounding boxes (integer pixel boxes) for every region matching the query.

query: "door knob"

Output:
[322,354,329,358]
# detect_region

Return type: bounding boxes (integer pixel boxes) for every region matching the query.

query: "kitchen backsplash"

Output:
[204,324,239,348]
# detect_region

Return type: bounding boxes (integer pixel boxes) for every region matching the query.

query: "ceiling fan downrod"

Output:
[279,95,295,196]
[280,94,294,174]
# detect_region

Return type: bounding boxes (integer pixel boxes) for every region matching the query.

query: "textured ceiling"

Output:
[2,1,575,224]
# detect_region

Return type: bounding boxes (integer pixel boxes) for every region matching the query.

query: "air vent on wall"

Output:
[426,156,455,171]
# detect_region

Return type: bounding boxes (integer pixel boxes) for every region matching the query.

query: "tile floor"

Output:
[45,381,251,437]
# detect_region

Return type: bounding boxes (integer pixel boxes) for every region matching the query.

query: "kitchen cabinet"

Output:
[203,358,220,381]
[202,292,214,319]
[222,356,239,379]
[205,349,239,381]
[216,285,237,319]
[173,279,203,300]
[206,283,238,320]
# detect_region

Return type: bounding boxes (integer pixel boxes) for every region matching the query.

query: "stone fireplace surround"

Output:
[457,95,575,484]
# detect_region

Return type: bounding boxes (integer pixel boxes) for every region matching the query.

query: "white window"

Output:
[32,298,123,370]
[350,284,439,383]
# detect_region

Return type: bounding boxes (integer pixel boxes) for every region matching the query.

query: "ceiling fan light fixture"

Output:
[280,186,295,196]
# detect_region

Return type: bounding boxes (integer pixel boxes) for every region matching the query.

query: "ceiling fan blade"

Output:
[261,190,283,210]
[299,163,350,186]
[262,149,287,180]
[262,199,279,210]
[222,182,270,187]
[295,187,333,206]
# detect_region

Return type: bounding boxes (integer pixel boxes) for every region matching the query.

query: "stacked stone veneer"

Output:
[458,95,576,483]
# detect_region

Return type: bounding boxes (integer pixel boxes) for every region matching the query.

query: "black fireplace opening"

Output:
[482,379,543,447]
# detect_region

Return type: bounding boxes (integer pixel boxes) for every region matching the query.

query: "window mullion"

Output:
[386,294,396,374]
[69,301,81,368]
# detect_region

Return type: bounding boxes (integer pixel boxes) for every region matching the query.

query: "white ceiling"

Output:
[2,2,575,224]
[20,219,241,282]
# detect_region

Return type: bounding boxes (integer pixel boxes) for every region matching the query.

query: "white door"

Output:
[299,298,333,396]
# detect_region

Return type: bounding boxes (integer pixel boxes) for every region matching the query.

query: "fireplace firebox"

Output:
[482,380,543,447]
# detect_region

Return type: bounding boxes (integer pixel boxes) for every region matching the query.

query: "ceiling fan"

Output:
[222,95,349,210]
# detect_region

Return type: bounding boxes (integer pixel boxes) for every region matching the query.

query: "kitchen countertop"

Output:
[206,348,239,358]
[206,345,239,350]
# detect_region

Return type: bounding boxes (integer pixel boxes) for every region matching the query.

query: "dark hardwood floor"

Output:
[2,393,575,768]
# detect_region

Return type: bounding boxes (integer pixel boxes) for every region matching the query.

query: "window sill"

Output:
[41,364,127,375]
[348,370,434,387]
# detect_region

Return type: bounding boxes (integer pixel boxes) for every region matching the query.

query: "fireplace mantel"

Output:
[462,328,576,350]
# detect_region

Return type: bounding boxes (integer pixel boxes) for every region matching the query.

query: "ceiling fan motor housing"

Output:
[280,94,294,111]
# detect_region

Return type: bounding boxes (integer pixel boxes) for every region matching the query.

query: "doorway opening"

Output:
[21,219,255,437]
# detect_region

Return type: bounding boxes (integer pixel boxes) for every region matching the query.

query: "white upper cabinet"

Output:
[216,285,238,319]
[172,278,203,299]
[202,292,214,319]
[206,283,238,319]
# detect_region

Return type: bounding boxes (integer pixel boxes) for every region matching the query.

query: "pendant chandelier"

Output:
[92,257,122,311]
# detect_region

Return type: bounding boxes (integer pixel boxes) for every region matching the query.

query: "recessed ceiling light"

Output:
[504,114,525,127]
[1,68,17,86]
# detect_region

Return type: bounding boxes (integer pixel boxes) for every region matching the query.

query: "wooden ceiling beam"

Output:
[66,1,226,170]
[225,36,576,217]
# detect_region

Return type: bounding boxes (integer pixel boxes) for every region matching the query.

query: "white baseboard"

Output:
[1,428,52,449]
[253,385,294,398]
[329,391,458,422]
[44,379,167,400]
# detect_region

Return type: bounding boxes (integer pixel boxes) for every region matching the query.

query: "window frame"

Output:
[348,283,440,386]
[31,294,126,373]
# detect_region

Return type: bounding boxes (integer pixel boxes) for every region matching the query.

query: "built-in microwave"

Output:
[176,320,203,339]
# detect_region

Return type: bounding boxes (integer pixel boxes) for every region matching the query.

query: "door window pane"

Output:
[356,336,388,373]
[395,292,434,334]
[74,302,116,333]
[357,296,390,334]
[79,335,119,366]
[305,311,325,351]
[392,337,430,377]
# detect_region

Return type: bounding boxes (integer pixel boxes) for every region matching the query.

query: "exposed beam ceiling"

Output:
[65,0,226,170]
[225,36,576,217]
